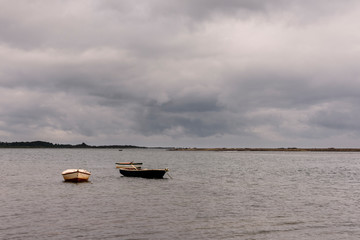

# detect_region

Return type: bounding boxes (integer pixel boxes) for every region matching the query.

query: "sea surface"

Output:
[1,149,360,239]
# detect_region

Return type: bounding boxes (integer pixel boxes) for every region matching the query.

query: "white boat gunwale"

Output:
[61,169,91,175]
[62,171,91,176]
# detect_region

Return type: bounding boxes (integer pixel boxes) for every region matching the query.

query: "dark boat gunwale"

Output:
[115,162,143,165]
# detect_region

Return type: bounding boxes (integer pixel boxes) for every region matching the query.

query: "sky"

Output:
[1,0,360,148]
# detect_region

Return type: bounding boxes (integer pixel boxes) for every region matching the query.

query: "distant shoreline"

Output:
[168,147,360,152]
[1,141,360,152]
[0,141,145,149]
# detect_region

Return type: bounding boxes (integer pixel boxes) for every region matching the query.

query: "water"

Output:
[1,149,360,239]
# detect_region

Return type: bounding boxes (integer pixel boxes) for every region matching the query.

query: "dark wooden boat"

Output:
[119,168,168,179]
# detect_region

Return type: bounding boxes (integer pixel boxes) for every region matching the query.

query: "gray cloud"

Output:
[1,0,360,147]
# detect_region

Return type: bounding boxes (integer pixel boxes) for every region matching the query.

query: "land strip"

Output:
[168,147,360,152]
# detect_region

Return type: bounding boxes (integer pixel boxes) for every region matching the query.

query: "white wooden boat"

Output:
[62,169,91,182]
[115,162,142,169]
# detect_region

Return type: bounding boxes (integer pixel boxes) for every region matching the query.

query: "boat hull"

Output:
[119,168,167,179]
[62,169,91,182]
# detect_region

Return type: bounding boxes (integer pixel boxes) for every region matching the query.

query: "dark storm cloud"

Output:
[1,0,360,147]
[160,95,223,113]
[225,73,357,110]
[134,105,236,138]
[2,105,60,133]
[108,0,354,24]
[310,102,360,132]
[130,93,231,137]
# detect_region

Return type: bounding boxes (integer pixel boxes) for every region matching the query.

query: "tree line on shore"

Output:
[0,141,143,149]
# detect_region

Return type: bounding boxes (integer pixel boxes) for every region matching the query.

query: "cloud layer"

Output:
[1,0,360,147]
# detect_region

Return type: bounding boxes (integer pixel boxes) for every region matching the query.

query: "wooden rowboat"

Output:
[62,169,91,182]
[115,162,143,168]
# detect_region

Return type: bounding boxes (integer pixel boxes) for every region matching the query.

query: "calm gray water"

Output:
[1,149,360,239]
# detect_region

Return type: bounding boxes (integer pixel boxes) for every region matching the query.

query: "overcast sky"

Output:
[1,0,360,147]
